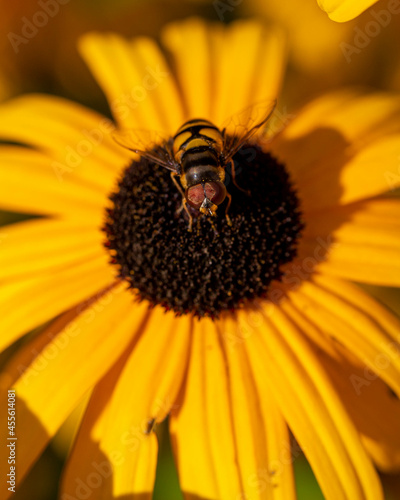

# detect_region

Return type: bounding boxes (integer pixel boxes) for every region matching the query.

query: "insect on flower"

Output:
[113,100,277,231]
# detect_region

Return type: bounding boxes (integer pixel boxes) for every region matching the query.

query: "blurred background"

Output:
[0,0,399,498]
[1,0,400,108]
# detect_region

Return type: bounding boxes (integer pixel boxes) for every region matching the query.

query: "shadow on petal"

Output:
[0,396,51,499]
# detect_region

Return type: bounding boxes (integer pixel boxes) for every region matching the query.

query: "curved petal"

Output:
[0,218,106,281]
[312,274,400,343]
[62,362,158,500]
[288,277,400,398]
[271,91,400,212]
[279,298,341,360]
[276,91,400,154]
[320,348,400,472]
[0,284,151,496]
[170,317,242,499]
[303,198,400,285]
[318,0,379,22]
[244,303,383,500]
[0,147,108,219]
[62,306,190,499]
[281,288,400,472]
[289,134,400,213]
[0,253,116,352]
[79,32,184,133]
[0,305,84,391]
[0,95,126,192]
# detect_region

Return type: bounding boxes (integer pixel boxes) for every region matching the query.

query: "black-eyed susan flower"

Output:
[0,17,400,500]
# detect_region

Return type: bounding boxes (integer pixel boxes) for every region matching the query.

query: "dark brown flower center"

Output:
[104,143,303,317]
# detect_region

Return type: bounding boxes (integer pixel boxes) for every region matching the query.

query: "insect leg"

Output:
[229,159,251,196]
[170,172,193,231]
[183,198,193,232]
[143,418,156,435]
[170,171,184,196]
[225,191,232,226]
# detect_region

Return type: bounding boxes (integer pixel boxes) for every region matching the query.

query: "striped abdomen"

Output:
[172,119,223,163]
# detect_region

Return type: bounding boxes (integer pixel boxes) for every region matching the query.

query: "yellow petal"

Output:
[0,306,82,391]
[335,136,400,206]
[294,135,400,213]
[312,244,400,286]
[0,253,115,352]
[111,311,192,425]
[312,273,400,343]
[0,147,107,218]
[302,198,400,285]
[320,348,400,472]
[62,306,191,498]
[220,313,296,500]
[282,283,400,472]
[304,198,400,244]
[272,91,400,171]
[161,19,212,121]
[170,317,242,499]
[0,95,125,193]
[211,23,285,127]
[162,19,285,125]
[256,378,297,500]
[62,311,185,499]
[271,91,400,211]
[318,0,379,22]
[279,298,341,360]
[79,32,184,133]
[0,218,106,281]
[244,304,383,500]
[0,285,149,495]
[290,278,400,397]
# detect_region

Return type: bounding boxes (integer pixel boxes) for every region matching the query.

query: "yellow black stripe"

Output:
[173,119,223,161]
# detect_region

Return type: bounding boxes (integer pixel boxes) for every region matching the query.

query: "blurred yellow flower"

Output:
[0,17,400,500]
[318,0,381,21]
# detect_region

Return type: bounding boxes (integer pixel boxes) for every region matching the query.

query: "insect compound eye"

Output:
[186,182,227,210]
[186,184,205,209]
[204,181,226,206]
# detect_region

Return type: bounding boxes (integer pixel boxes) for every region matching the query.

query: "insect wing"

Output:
[113,129,178,172]
[222,99,277,162]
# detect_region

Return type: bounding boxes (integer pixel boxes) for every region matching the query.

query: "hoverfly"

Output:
[114,100,276,231]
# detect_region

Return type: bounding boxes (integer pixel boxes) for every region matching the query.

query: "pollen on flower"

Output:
[103,143,304,317]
